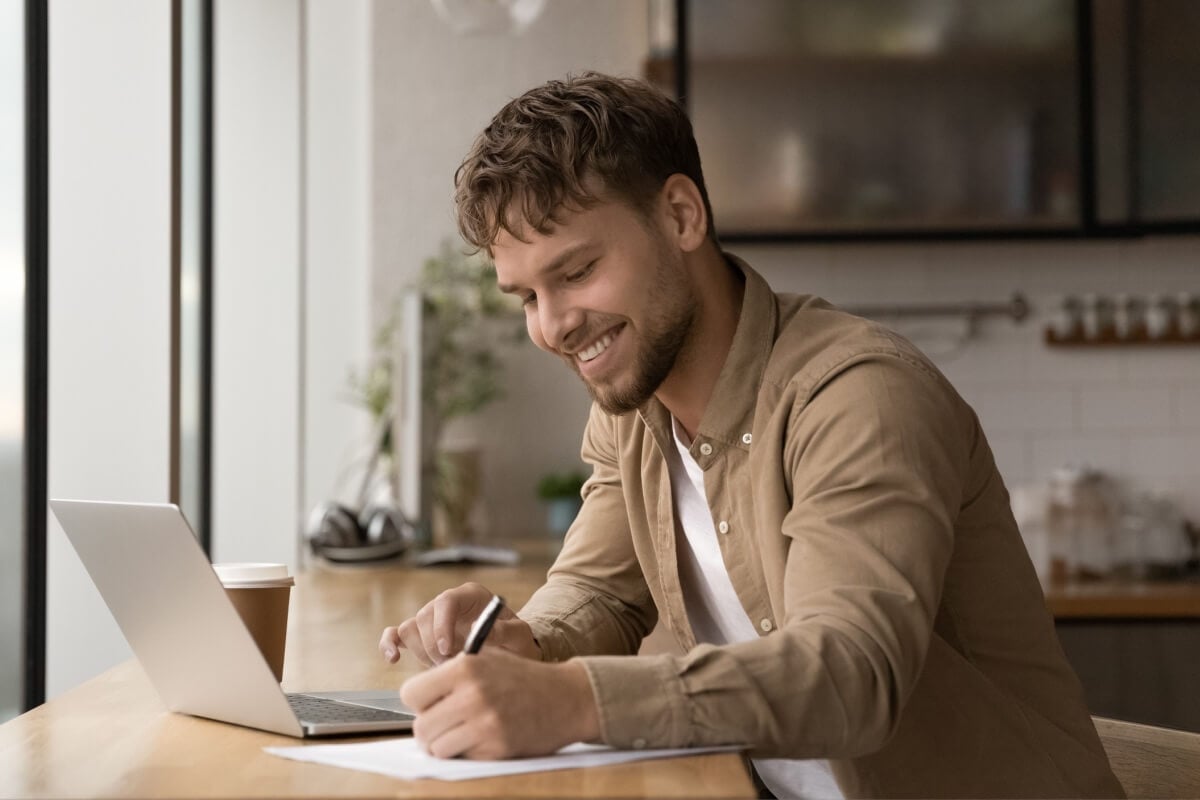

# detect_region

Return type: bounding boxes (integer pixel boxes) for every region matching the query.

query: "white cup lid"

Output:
[212,562,293,586]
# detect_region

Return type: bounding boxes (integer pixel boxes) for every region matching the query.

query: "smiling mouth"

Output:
[575,327,621,364]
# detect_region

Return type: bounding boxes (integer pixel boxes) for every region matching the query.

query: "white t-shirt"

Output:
[667,416,844,800]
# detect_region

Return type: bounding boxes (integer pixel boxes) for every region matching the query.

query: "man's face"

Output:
[492,196,696,415]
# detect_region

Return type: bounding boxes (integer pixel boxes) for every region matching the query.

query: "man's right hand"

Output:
[378,581,542,667]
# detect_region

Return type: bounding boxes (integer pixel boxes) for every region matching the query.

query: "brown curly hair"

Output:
[454,71,716,253]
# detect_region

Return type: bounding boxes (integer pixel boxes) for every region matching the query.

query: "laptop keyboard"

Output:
[287,694,415,724]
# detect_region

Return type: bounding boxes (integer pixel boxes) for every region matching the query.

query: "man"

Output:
[379,72,1123,798]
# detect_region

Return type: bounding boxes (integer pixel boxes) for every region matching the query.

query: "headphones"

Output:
[306,502,415,560]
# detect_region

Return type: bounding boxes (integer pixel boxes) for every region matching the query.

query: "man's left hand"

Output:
[399,646,601,759]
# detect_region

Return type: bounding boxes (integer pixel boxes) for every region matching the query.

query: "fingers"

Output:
[415,603,442,663]
[404,659,502,760]
[431,582,497,657]
[380,582,495,667]
[431,592,463,658]
[423,722,473,759]
[402,649,590,761]
[378,627,403,664]
[399,658,458,712]
[423,718,497,760]
[395,617,435,667]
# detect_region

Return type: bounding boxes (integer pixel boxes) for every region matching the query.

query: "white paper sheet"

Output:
[264,738,740,782]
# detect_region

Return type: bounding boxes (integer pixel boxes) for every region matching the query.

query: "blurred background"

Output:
[4,0,1199,734]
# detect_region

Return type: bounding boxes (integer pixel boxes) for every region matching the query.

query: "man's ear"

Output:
[660,174,708,253]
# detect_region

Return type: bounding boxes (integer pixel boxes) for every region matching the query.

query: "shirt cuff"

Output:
[578,654,691,749]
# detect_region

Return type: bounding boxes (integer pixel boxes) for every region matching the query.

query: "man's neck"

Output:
[655,247,745,441]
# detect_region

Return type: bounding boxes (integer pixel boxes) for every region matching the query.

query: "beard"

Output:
[567,242,697,416]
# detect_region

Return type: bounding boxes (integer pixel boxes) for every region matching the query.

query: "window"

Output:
[2,0,47,721]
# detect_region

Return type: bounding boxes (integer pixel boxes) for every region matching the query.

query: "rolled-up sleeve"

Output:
[519,404,658,662]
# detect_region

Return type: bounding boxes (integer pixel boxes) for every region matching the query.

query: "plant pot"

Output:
[433,447,482,546]
[545,496,582,537]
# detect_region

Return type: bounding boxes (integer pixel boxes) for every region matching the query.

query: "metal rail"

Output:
[845,292,1030,325]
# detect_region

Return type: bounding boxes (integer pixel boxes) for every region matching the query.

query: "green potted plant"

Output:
[537,469,587,537]
[347,239,523,545]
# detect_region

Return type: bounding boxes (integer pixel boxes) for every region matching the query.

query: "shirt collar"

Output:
[639,253,778,458]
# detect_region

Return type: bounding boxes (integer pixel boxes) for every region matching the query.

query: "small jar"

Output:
[1176,292,1199,339]
[1113,293,1145,340]
[1095,295,1116,340]
[1142,489,1190,579]
[1145,293,1174,339]
[1052,295,1084,341]
[1046,466,1083,583]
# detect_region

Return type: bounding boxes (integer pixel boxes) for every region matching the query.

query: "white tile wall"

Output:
[1126,434,1200,484]
[1030,435,1125,480]
[972,387,1077,433]
[983,434,1032,490]
[1078,387,1172,432]
[1175,386,1200,428]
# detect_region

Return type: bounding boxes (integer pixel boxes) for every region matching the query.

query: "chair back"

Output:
[1093,716,1200,799]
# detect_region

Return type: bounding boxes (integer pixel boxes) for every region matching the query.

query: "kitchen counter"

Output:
[1044,580,1200,619]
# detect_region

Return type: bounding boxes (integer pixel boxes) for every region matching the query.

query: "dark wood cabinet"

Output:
[1047,581,1200,732]
[1057,621,1200,732]
[1092,0,1200,230]
[651,0,1200,241]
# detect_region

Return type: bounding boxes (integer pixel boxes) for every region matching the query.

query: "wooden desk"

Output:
[0,557,753,798]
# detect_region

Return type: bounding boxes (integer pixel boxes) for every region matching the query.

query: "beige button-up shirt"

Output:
[520,256,1123,798]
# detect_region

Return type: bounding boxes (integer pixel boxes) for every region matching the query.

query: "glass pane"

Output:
[688,0,1080,235]
[179,0,205,541]
[1136,0,1200,221]
[0,0,25,722]
[1091,0,1132,225]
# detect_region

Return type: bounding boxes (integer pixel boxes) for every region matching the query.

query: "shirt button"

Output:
[760,618,774,633]
[699,442,713,456]
[632,738,647,749]
[742,433,753,445]
[717,520,730,534]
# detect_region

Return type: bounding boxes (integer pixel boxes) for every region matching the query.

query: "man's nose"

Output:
[536,296,585,352]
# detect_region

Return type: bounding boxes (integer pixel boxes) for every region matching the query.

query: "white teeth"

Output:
[578,332,615,363]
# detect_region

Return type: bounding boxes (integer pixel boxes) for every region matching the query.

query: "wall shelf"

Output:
[1044,331,1200,347]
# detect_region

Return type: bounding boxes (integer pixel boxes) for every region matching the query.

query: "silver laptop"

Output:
[50,499,416,737]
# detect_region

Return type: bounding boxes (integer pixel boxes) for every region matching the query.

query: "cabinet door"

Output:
[1128,0,1200,224]
[1056,621,1200,733]
[1093,0,1200,227]
[681,0,1082,238]
[1138,1,1200,222]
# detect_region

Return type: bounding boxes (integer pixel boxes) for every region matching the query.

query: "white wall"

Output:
[46,0,172,696]
[302,0,372,525]
[214,0,374,567]
[212,0,303,567]
[371,0,648,540]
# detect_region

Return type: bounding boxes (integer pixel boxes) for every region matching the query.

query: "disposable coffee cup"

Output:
[213,562,294,682]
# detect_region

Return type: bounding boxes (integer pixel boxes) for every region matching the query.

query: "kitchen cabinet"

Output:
[1057,622,1200,733]
[650,0,1200,241]
[1049,580,1200,733]
[1093,0,1200,229]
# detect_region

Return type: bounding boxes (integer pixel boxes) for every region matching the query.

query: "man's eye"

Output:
[566,260,596,283]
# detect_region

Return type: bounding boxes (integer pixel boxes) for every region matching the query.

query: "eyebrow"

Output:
[496,241,595,295]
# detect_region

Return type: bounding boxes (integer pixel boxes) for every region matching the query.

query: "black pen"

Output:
[463,594,505,655]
